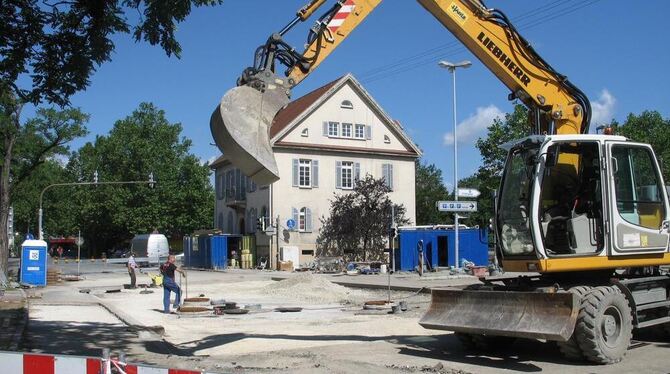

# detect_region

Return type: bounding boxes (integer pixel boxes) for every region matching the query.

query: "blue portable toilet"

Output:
[21,239,48,286]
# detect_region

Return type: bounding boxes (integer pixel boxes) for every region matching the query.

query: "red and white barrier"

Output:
[1,351,210,374]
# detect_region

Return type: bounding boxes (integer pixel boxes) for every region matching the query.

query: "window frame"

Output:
[328,121,339,137]
[341,123,353,138]
[340,100,354,109]
[354,124,365,139]
[341,161,354,189]
[298,159,312,188]
[299,207,307,231]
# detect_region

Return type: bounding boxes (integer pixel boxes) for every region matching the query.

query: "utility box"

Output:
[20,239,48,286]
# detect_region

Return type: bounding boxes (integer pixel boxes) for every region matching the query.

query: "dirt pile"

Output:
[262,273,367,304]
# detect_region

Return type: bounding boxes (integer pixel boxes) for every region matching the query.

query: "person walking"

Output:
[160,255,185,314]
[127,252,138,289]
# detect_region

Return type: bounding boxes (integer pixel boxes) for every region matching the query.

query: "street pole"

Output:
[452,66,459,269]
[276,216,280,270]
[439,60,471,269]
[77,229,81,276]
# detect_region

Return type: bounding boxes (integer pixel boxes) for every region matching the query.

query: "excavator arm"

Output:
[211,0,591,185]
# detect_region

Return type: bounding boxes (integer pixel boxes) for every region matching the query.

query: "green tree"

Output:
[317,175,410,262]
[0,0,221,282]
[68,103,213,254]
[0,107,87,284]
[613,111,670,181]
[462,104,531,226]
[415,159,451,225]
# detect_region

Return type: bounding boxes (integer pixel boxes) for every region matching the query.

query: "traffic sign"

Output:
[286,219,296,230]
[437,201,478,212]
[457,188,481,198]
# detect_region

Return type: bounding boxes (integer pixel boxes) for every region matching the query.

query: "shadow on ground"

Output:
[167,328,670,372]
[20,319,173,366]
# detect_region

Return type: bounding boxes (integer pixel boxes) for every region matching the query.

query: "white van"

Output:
[130,234,169,265]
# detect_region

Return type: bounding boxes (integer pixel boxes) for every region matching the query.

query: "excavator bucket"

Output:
[419,288,579,342]
[210,85,289,185]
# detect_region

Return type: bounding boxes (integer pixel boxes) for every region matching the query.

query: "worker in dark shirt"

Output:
[160,255,186,314]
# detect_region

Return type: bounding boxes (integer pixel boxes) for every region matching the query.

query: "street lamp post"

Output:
[438,60,472,268]
[38,172,156,240]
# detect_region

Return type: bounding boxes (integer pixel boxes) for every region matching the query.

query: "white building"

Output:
[210,74,421,267]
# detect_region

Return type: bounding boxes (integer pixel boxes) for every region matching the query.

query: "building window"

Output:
[301,128,309,137]
[382,163,394,191]
[341,161,353,189]
[328,121,339,137]
[293,207,313,232]
[341,100,353,109]
[355,124,365,139]
[384,135,391,144]
[342,123,352,138]
[299,208,306,231]
[218,213,224,229]
[299,159,311,187]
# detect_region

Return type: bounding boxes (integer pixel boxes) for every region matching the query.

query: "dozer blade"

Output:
[419,288,579,342]
[210,85,289,185]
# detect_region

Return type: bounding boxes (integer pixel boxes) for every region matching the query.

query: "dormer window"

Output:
[384,135,391,144]
[340,100,354,109]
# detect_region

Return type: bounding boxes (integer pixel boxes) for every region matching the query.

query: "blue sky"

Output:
[32,0,670,188]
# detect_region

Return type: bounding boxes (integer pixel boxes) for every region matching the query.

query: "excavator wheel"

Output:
[575,286,633,364]
[556,285,592,361]
[454,332,516,351]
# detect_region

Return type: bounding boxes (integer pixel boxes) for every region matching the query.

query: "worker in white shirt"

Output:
[127,252,138,289]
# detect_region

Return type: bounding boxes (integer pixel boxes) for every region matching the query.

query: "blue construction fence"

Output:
[183,234,241,270]
[394,228,488,271]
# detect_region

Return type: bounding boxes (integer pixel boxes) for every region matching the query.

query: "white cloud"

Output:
[590,89,616,127]
[443,105,504,146]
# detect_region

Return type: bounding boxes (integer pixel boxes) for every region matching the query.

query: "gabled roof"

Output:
[270,73,422,157]
[211,73,421,170]
[270,77,342,138]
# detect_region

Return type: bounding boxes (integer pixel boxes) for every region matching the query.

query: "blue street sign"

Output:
[286,219,296,229]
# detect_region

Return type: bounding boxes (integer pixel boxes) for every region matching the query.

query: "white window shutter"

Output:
[336,161,342,189]
[382,164,389,186]
[323,122,328,136]
[292,159,299,187]
[354,162,361,181]
[305,208,312,232]
[388,164,394,190]
[365,125,372,140]
[292,207,299,228]
[312,160,319,188]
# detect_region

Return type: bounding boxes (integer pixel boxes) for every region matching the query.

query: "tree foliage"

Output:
[64,103,213,254]
[317,175,409,262]
[0,0,221,282]
[613,111,670,181]
[415,159,451,225]
[1,0,222,106]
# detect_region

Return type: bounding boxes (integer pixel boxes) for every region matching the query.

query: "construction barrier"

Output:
[0,351,213,374]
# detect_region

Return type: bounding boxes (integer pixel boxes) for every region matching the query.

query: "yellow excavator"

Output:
[210,0,670,364]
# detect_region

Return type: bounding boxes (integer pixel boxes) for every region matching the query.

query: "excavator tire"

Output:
[556,286,593,361]
[575,286,633,364]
